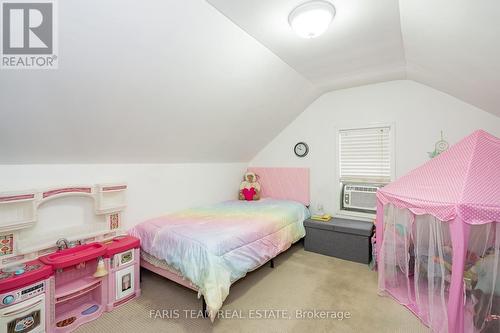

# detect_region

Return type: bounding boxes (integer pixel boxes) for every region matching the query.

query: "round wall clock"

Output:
[294,142,309,157]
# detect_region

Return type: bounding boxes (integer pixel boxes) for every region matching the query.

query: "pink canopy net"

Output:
[376,130,500,333]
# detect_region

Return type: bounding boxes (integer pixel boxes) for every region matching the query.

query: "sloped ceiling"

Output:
[208,0,500,118]
[400,0,500,116]
[0,0,318,163]
[207,0,407,91]
[1,0,498,164]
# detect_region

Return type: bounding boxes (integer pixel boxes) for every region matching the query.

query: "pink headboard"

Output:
[247,167,310,206]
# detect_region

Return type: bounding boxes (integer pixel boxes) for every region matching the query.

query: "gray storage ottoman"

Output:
[304,218,374,264]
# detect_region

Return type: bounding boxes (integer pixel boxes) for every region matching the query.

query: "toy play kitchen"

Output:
[0,184,140,332]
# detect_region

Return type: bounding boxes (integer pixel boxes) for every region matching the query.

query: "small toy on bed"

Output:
[239,172,261,201]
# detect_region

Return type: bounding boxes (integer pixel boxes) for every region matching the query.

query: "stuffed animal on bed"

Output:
[239,172,261,201]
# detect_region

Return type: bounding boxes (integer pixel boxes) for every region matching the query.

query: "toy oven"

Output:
[115,265,135,301]
[0,294,45,333]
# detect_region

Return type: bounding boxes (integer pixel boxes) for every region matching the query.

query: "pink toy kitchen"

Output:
[0,184,140,333]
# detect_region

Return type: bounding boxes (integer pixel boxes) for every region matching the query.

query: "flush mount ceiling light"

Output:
[288,1,336,39]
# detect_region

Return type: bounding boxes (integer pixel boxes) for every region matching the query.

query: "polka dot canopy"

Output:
[377,130,500,224]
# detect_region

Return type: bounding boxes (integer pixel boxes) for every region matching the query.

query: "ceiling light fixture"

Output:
[288,1,336,39]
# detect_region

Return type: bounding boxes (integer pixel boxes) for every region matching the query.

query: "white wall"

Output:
[0,163,247,231]
[250,80,500,216]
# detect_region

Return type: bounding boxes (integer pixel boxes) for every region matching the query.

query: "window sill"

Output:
[335,210,375,222]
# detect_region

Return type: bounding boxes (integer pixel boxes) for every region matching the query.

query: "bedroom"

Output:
[0,0,499,332]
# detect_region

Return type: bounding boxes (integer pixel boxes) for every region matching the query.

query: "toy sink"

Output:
[40,243,106,269]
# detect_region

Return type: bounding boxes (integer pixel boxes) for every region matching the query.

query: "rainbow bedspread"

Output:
[129,199,309,320]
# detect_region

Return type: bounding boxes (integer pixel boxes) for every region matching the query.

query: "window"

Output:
[339,126,392,184]
[337,125,394,216]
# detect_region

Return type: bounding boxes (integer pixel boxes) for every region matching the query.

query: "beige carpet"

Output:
[76,243,428,333]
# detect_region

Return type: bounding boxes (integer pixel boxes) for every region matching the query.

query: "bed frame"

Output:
[139,167,310,316]
[140,256,275,316]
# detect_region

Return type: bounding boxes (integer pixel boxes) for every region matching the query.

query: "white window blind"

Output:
[339,126,392,184]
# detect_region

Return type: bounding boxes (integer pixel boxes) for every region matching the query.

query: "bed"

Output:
[129,167,310,320]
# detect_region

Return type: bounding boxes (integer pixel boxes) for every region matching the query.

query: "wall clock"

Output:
[294,142,309,157]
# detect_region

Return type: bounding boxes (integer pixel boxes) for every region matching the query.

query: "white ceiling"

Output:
[1,0,498,163]
[207,0,407,91]
[400,0,500,116]
[208,0,500,117]
[0,0,318,163]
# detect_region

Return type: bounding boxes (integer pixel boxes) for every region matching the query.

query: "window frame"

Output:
[334,123,395,220]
